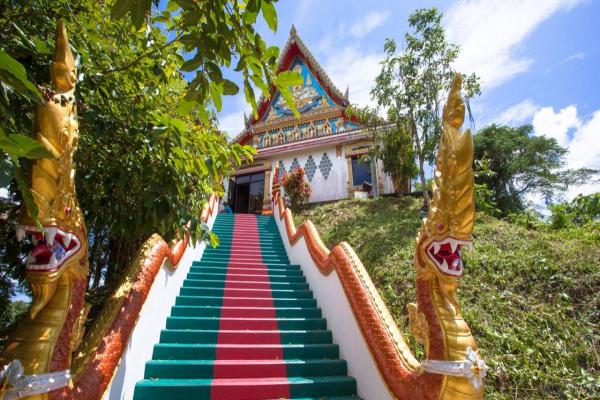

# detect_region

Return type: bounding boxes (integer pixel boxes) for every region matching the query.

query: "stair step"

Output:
[204,248,288,255]
[182,279,309,290]
[159,329,332,344]
[202,256,290,264]
[185,272,307,283]
[134,376,356,399]
[179,287,313,299]
[169,306,322,318]
[153,343,340,360]
[175,296,316,308]
[193,260,297,268]
[189,266,303,276]
[144,358,347,379]
[166,316,327,331]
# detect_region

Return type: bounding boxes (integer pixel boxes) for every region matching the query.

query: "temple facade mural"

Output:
[231,25,399,212]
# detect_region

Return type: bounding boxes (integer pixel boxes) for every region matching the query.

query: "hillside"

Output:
[295,196,599,399]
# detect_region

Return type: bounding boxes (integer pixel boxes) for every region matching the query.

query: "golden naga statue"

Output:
[1,22,211,400]
[408,73,487,399]
[2,19,89,387]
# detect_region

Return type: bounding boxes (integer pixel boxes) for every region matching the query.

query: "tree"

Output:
[0,1,298,303]
[371,8,480,205]
[347,106,417,195]
[473,124,597,215]
[281,167,312,213]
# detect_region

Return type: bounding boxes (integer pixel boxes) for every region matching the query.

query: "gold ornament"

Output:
[1,21,89,396]
[412,73,484,399]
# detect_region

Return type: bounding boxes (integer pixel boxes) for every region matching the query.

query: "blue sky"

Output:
[218,0,600,199]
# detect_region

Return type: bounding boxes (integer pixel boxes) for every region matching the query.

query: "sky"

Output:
[217,0,600,200]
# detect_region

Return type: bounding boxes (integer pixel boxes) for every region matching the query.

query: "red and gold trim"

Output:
[273,191,446,400]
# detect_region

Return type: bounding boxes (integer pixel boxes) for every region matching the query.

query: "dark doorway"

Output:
[232,172,265,214]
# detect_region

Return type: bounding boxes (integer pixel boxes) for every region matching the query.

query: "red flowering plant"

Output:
[281,167,312,213]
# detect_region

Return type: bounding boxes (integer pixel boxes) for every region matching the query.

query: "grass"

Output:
[295,196,599,399]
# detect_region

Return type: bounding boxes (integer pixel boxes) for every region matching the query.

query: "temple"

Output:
[228,26,402,214]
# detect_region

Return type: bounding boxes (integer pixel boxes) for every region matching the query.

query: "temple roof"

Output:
[233,25,351,145]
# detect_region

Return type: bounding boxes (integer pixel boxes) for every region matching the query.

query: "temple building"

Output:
[228,26,402,214]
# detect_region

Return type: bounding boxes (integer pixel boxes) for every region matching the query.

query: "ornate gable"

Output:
[235,26,360,148]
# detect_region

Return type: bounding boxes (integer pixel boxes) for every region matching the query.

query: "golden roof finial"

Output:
[50,20,77,92]
[442,73,465,129]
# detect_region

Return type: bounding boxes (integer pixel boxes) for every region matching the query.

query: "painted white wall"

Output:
[270,145,396,202]
[377,159,396,195]
[103,209,218,400]
[270,145,348,203]
[273,201,393,400]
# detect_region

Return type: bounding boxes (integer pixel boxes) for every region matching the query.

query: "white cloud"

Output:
[218,94,250,138]
[532,105,580,147]
[544,52,585,74]
[445,0,585,90]
[349,11,390,39]
[323,46,382,108]
[495,99,540,126]
[532,105,600,199]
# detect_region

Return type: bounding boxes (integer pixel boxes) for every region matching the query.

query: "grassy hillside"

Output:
[295,196,599,399]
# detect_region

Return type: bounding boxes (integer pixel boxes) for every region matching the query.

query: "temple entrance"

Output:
[230,172,265,214]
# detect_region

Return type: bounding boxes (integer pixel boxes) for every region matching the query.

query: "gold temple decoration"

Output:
[1,21,89,398]
[409,74,486,399]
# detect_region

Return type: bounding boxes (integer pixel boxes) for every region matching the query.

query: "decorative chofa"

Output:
[410,73,488,399]
[1,21,89,400]
[273,73,487,400]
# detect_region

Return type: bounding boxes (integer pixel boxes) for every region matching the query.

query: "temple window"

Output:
[351,156,372,186]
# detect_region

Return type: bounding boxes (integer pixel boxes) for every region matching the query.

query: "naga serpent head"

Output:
[17,21,87,319]
[416,74,475,286]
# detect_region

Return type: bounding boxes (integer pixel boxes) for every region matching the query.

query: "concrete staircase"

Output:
[133,214,359,399]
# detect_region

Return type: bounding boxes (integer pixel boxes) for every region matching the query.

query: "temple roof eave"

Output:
[257,128,370,158]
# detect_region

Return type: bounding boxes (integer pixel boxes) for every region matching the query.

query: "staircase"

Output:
[133,214,359,400]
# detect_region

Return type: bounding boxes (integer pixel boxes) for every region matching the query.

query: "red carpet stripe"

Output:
[211,215,290,399]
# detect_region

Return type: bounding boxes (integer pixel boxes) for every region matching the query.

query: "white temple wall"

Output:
[269,145,348,203]
[269,145,397,203]
[377,159,396,195]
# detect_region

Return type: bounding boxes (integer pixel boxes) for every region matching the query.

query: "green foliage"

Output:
[347,106,417,193]
[112,0,300,123]
[299,197,600,399]
[550,193,600,228]
[0,300,29,337]
[473,124,597,215]
[281,167,312,213]
[0,48,53,224]
[371,7,480,204]
[0,0,283,305]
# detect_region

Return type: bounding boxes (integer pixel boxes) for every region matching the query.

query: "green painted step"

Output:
[182,279,309,290]
[169,306,322,318]
[188,266,304,276]
[134,376,356,399]
[159,329,332,344]
[175,296,317,307]
[144,359,348,379]
[192,260,297,268]
[184,272,307,283]
[166,316,328,331]
[179,286,314,299]
[153,343,340,360]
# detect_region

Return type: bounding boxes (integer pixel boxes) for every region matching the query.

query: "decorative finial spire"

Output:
[344,85,349,100]
[51,20,77,92]
[290,24,297,37]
